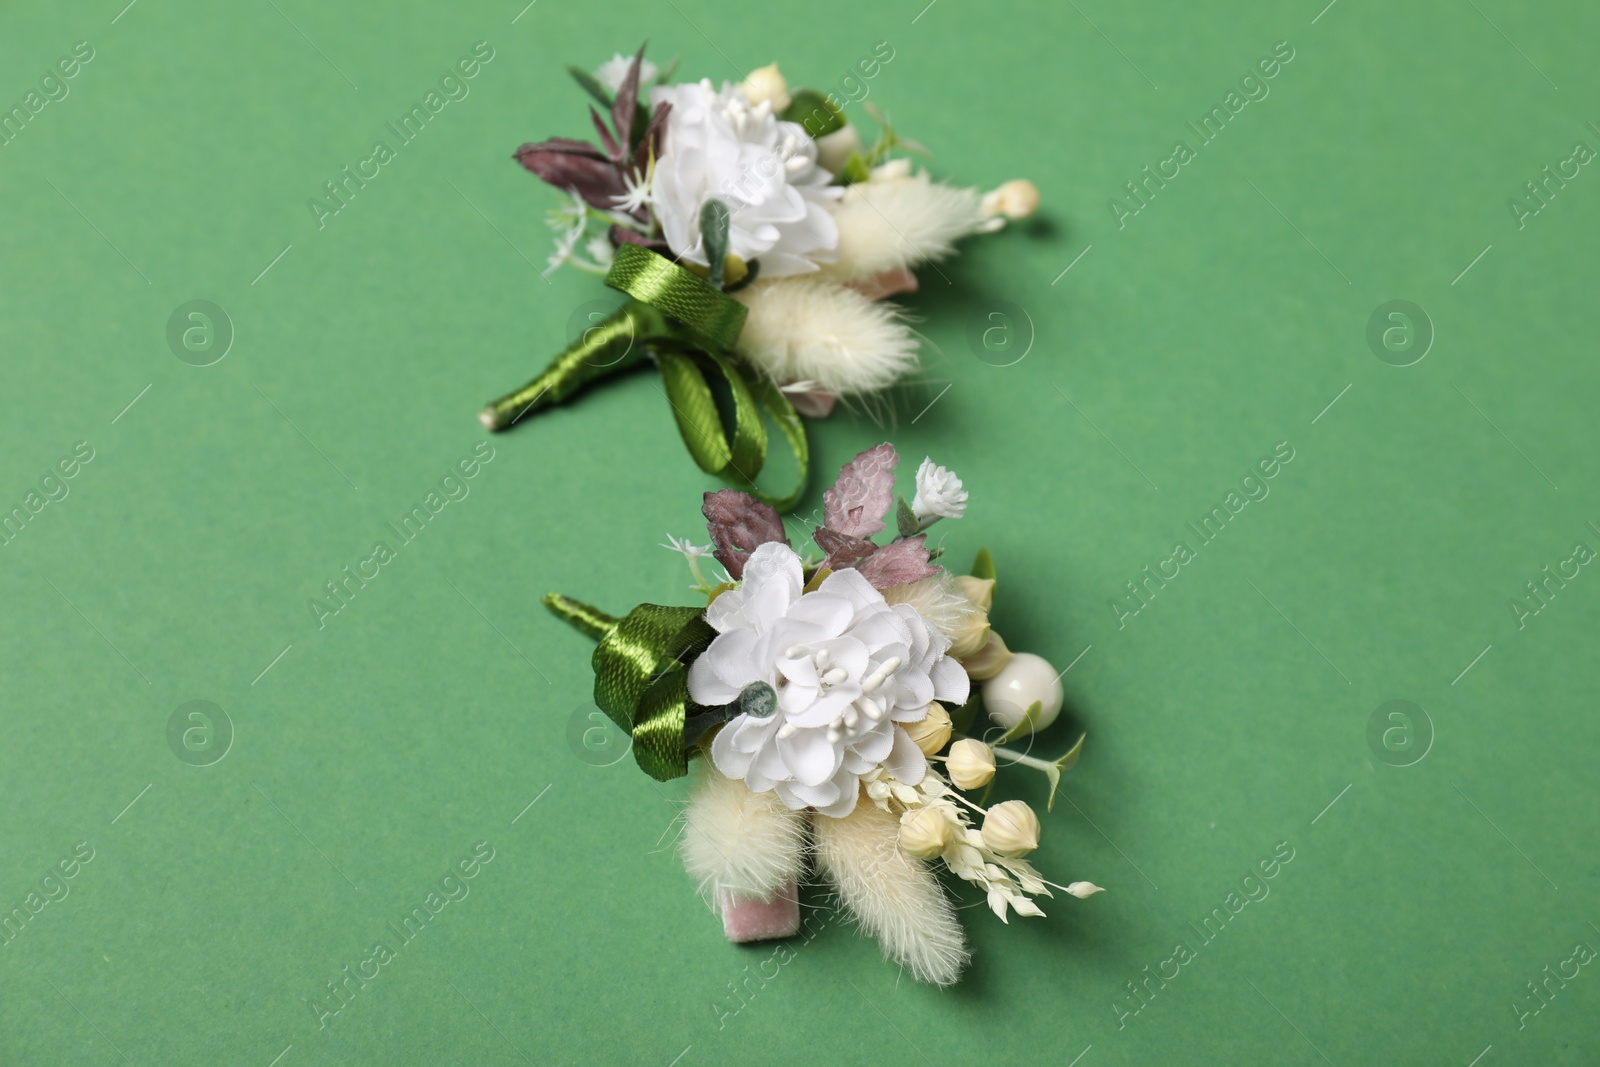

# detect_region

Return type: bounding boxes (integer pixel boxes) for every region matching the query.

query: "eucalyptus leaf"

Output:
[781,89,845,138]
[699,198,731,289]
[837,150,872,185]
[1045,734,1087,812]
[738,680,778,719]
[895,496,919,539]
[567,65,614,109]
[995,700,1043,745]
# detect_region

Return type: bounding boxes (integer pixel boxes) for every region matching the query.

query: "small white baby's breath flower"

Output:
[912,457,968,524]
[594,53,658,94]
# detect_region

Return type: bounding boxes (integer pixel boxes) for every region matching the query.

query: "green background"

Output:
[2,0,1597,1063]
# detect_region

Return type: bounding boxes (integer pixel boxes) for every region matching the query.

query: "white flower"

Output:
[611,159,654,215]
[647,79,841,277]
[594,53,658,95]
[689,542,970,817]
[912,458,967,523]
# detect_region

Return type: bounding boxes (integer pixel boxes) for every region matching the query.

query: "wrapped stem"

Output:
[479,301,667,431]
[542,593,620,640]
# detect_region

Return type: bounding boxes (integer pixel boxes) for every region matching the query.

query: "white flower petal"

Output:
[688,654,740,706]
[810,770,861,817]
[710,720,754,778]
[779,726,840,787]
[882,727,928,786]
[929,654,971,705]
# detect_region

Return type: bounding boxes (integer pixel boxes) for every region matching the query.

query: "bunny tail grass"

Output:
[681,760,808,908]
[731,277,919,400]
[813,799,970,987]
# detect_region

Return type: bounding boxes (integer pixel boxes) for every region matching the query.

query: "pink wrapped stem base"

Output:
[720,880,800,942]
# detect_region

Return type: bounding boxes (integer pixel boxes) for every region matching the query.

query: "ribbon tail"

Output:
[543,593,621,640]
[480,301,666,431]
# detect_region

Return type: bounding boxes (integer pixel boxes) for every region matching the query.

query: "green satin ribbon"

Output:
[481,244,808,512]
[544,592,714,781]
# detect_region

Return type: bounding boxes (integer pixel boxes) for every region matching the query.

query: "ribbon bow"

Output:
[544,592,715,781]
[481,244,809,511]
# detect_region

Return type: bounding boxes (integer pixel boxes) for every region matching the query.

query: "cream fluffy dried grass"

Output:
[732,276,920,398]
[882,573,980,647]
[813,797,970,986]
[815,163,992,284]
[680,758,808,909]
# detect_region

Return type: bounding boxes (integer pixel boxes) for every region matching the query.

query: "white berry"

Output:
[982,652,1063,734]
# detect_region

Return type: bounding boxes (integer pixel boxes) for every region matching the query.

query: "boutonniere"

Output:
[546,444,1098,986]
[481,45,1039,511]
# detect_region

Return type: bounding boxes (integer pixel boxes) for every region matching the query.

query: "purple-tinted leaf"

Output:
[515,137,607,160]
[634,101,672,170]
[813,527,876,571]
[589,106,620,160]
[609,226,670,252]
[514,142,627,209]
[823,442,898,538]
[703,489,789,580]
[611,43,647,156]
[855,535,939,589]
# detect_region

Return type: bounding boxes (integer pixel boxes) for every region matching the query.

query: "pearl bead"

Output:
[982,652,1063,734]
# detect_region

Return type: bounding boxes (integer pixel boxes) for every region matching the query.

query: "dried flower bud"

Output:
[903,703,953,756]
[739,62,791,112]
[815,123,862,175]
[955,575,995,614]
[898,806,954,859]
[1066,881,1105,899]
[981,800,1040,857]
[946,738,996,790]
[945,575,995,658]
[981,179,1041,220]
[961,630,1014,681]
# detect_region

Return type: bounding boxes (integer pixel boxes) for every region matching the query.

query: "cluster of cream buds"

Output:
[866,762,1048,921]
[864,734,1099,921]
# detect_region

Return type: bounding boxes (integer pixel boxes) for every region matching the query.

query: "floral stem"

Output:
[990,745,1057,774]
[542,593,620,641]
[479,301,662,431]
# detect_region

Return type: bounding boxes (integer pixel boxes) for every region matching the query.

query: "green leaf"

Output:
[896,496,919,539]
[837,150,872,185]
[699,199,731,289]
[948,690,981,735]
[1044,734,1087,812]
[567,65,614,109]
[971,547,996,581]
[781,89,845,138]
[995,701,1043,745]
[654,56,680,86]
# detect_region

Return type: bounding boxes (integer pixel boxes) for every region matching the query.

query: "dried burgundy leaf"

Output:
[611,43,647,154]
[813,527,876,571]
[822,442,898,538]
[515,137,607,161]
[703,489,789,580]
[855,535,939,589]
[609,226,670,252]
[635,101,671,170]
[589,106,620,160]
[514,142,628,209]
